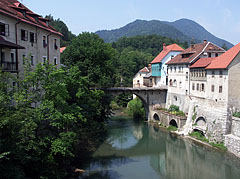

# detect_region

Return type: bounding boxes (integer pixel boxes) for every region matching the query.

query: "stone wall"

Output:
[224,117,240,157]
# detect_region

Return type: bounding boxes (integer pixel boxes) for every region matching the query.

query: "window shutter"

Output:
[25,30,28,41]
[34,33,37,43]
[5,24,9,36]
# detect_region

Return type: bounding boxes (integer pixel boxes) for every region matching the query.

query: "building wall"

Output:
[0,13,61,73]
[133,72,148,87]
[228,52,240,111]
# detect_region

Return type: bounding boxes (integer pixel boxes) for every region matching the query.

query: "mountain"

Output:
[162,18,233,49]
[96,20,194,44]
[96,19,233,49]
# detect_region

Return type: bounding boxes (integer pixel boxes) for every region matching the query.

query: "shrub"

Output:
[127,97,145,119]
[233,112,240,118]
[167,126,178,131]
[169,105,179,112]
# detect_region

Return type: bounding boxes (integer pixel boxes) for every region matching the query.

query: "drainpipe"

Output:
[15,20,21,73]
[47,32,53,63]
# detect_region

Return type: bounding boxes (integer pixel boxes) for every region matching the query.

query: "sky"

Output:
[23,0,240,45]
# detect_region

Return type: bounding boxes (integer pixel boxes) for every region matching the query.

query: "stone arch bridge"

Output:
[104,87,167,121]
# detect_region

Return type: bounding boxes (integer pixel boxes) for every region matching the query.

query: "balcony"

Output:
[0,61,18,72]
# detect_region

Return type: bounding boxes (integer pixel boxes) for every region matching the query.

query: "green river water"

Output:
[80,116,240,179]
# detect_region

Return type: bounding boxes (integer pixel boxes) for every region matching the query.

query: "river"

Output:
[80,116,240,179]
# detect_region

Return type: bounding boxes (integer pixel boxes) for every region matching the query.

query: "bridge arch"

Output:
[169,119,178,128]
[193,116,207,134]
[153,113,160,122]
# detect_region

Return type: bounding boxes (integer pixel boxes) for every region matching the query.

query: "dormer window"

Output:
[0,22,9,36]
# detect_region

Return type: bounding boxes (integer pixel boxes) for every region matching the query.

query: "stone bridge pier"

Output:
[105,87,168,121]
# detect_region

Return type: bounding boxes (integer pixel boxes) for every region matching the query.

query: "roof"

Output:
[0,36,25,49]
[206,43,240,69]
[0,0,62,36]
[151,44,184,64]
[190,57,215,68]
[166,42,225,65]
[139,67,150,73]
[60,47,66,53]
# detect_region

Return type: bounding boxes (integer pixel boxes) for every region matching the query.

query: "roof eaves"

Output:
[189,42,209,64]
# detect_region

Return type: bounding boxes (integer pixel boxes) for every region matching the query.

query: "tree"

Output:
[0,62,110,178]
[62,32,117,88]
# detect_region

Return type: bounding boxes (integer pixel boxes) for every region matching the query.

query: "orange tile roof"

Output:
[166,42,225,65]
[206,43,240,69]
[151,44,184,64]
[190,57,215,68]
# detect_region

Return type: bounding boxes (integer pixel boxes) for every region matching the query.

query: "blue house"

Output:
[151,43,184,86]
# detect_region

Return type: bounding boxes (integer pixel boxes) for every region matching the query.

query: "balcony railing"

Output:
[0,61,18,72]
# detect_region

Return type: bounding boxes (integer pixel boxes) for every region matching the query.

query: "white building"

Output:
[133,66,151,88]
[166,40,225,112]
[0,0,62,74]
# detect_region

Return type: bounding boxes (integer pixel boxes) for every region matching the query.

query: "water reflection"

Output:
[81,117,240,179]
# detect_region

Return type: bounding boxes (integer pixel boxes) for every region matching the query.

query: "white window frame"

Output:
[42,56,47,64]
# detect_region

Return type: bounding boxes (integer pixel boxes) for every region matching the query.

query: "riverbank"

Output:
[148,121,240,160]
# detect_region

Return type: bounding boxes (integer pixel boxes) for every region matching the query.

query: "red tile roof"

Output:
[0,0,62,36]
[139,67,150,73]
[166,42,225,65]
[206,43,240,69]
[151,44,184,64]
[190,57,215,68]
[60,47,66,53]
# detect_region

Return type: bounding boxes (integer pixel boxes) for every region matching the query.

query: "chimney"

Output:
[163,43,166,51]
[203,40,207,43]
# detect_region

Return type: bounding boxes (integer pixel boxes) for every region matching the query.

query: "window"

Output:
[54,57,57,65]
[201,83,205,92]
[169,79,173,86]
[1,51,5,62]
[173,79,177,87]
[208,53,211,58]
[211,85,215,92]
[186,72,188,81]
[174,67,176,72]
[21,29,28,41]
[54,39,58,50]
[43,36,47,48]
[42,56,47,64]
[219,86,223,93]
[0,22,9,36]
[31,56,34,66]
[212,71,215,78]
[170,67,172,72]
[22,54,25,65]
[215,53,218,57]
[30,32,36,43]
[197,83,199,91]
[219,70,223,78]
[192,83,195,90]
[11,53,15,63]
[179,81,182,88]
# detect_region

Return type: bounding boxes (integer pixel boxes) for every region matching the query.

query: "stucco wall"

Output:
[228,52,240,111]
[0,14,61,74]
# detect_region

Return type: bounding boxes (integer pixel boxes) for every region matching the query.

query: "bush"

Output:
[189,131,209,142]
[127,98,145,119]
[167,126,178,131]
[169,105,179,112]
[233,112,240,118]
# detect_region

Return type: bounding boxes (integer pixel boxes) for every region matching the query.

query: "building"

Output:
[166,40,225,112]
[0,0,62,74]
[133,66,151,87]
[151,43,184,87]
